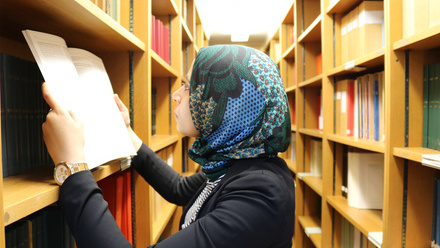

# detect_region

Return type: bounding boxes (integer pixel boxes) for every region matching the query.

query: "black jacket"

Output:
[59,143,295,247]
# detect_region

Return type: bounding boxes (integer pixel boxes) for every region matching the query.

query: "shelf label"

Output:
[297,172,315,180]
[304,227,322,237]
[345,60,356,70]
[120,157,132,171]
[368,232,383,248]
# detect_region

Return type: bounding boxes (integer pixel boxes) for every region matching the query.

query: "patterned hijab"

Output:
[188,45,291,180]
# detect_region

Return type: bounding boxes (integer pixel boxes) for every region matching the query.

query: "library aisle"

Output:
[2,0,440,247]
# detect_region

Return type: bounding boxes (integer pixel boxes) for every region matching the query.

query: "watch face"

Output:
[55,164,70,185]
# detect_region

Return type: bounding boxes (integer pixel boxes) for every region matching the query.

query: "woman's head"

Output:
[179,45,291,180]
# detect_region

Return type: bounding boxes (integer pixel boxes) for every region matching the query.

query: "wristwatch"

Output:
[54,161,89,186]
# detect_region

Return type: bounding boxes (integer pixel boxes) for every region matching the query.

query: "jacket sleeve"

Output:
[58,171,132,248]
[132,143,206,206]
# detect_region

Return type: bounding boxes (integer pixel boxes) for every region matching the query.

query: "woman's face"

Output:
[172,62,200,137]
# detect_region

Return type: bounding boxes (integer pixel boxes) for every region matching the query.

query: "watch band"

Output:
[69,162,89,174]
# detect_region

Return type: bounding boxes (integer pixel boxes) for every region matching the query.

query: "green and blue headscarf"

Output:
[188,45,291,180]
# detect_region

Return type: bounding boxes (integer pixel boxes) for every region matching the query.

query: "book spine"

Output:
[373,76,380,141]
[347,81,355,137]
[424,65,430,147]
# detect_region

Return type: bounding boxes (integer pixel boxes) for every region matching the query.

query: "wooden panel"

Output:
[327,195,382,235]
[0,0,145,52]
[327,134,385,153]
[3,162,121,226]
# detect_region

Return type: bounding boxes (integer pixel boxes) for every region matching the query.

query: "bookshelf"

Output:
[0,0,207,246]
[268,0,440,247]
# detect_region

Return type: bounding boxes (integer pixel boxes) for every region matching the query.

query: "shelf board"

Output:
[151,51,179,78]
[394,25,440,51]
[3,161,121,226]
[298,74,323,88]
[150,135,179,152]
[298,14,322,43]
[283,43,296,59]
[298,128,323,138]
[326,48,385,77]
[285,85,297,93]
[284,159,297,174]
[326,0,362,14]
[292,124,297,132]
[309,233,322,248]
[302,176,323,196]
[0,0,145,52]
[152,0,178,16]
[327,134,385,153]
[298,215,321,229]
[327,195,382,236]
[298,215,322,248]
[181,18,194,43]
[151,201,177,243]
[282,6,294,25]
[393,147,440,163]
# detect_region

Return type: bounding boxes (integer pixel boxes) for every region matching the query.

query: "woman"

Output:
[42,45,295,247]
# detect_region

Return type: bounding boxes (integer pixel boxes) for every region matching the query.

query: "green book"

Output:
[423,64,429,147]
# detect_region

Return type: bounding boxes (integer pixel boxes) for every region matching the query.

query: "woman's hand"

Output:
[41,82,85,165]
[114,94,130,129]
[114,94,143,152]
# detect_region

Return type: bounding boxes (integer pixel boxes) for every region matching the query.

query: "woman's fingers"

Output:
[41,82,62,111]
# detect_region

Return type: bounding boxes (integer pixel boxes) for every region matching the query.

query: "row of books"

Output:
[97,170,133,244]
[335,71,385,141]
[89,0,121,22]
[1,53,51,178]
[423,62,440,151]
[341,1,384,64]
[152,15,171,64]
[432,178,440,248]
[5,206,74,248]
[340,218,381,248]
[402,0,440,38]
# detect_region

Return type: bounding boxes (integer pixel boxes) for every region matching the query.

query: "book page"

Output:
[68,48,136,169]
[22,29,80,112]
[23,30,136,169]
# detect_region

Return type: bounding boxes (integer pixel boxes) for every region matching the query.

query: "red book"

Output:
[317,94,322,131]
[115,174,124,228]
[97,174,117,217]
[156,18,161,56]
[164,25,170,64]
[346,81,355,136]
[316,53,323,75]
[151,15,156,53]
[124,171,132,244]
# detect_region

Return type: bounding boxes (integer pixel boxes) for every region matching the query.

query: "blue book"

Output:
[373,78,380,141]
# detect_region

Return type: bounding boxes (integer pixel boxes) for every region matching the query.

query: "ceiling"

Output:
[195,0,295,50]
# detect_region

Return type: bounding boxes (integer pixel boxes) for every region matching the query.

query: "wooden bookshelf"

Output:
[327,134,385,153]
[3,161,121,226]
[267,0,440,246]
[297,215,322,248]
[327,196,382,236]
[0,0,208,246]
[301,176,323,196]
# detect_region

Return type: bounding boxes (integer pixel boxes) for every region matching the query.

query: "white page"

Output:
[22,29,80,112]
[23,30,136,169]
[68,48,136,169]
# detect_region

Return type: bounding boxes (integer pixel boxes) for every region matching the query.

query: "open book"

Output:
[22,29,136,169]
